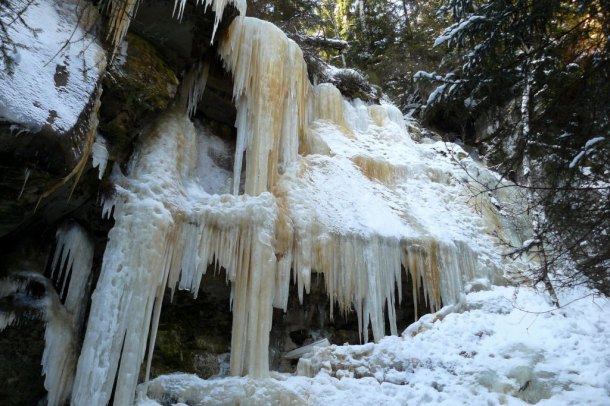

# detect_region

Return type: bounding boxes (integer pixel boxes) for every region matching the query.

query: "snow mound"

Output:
[139,286,610,405]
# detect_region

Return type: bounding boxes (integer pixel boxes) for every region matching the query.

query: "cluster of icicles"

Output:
[1,7,513,406]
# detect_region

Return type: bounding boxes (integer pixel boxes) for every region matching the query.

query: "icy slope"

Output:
[139,286,610,405]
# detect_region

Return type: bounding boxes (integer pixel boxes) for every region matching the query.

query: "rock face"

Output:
[0,0,242,403]
[0,0,105,238]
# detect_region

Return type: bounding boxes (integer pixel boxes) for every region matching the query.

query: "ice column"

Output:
[219,17,312,195]
[71,110,196,406]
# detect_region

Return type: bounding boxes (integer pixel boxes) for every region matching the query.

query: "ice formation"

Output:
[219,18,311,195]
[51,222,95,323]
[92,134,109,180]
[69,13,525,406]
[72,106,280,405]
[0,222,94,406]
[0,274,74,406]
[183,61,211,117]
[107,0,247,51]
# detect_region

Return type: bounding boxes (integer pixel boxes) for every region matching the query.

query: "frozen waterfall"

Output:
[0,8,531,405]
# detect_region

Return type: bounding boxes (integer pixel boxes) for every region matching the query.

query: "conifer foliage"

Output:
[421,0,610,295]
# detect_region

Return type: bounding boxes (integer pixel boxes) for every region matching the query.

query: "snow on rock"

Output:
[0,0,105,132]
[139,286,610,405]
[0,222,94,406]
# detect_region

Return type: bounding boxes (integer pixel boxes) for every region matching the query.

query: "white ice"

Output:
[74,14,534,406]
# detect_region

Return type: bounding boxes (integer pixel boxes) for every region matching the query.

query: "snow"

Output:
[569,150,586,169]
[138,285,610,405]
[426,84,446,105]
[569,137,606,168]
[585,136,605,150]
[434,15,487,47]
[0,0,105,132]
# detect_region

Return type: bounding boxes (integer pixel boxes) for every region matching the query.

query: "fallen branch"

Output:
[296,33,349,51]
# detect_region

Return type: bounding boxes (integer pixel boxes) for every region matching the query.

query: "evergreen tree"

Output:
[420,0,610,295]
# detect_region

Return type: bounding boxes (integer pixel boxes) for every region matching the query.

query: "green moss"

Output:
[155,329,184,365]
[456,151,469,160]
[100,33,179,162]
[193,335,229,354]
[120,33,179,111]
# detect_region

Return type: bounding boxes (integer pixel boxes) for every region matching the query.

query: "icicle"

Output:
[106,0,140,50]
[219,17,311,195]
[0,273,76,406]
[232,98,250,195]
[183,60,211,117]
[51,221,95,331]
[91,134,108,180]
[173,0,247,42]
[18,168,30,200]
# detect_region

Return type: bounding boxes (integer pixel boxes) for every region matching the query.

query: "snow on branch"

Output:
[434,15,487,47]
[569,136,606,169]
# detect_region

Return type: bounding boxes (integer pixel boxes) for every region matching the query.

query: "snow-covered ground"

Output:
[138,285,609,405]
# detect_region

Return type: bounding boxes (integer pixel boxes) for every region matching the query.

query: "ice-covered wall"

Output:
[16,11,526,406]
